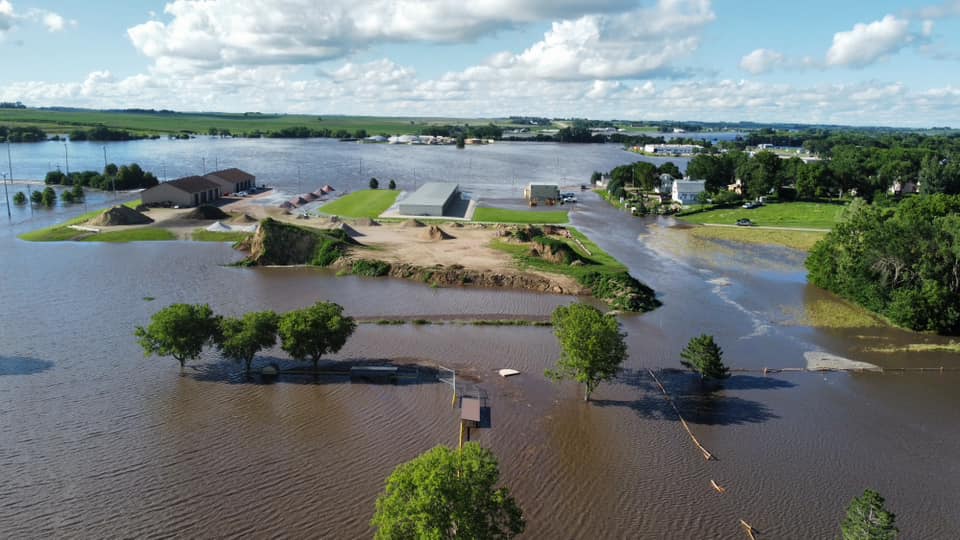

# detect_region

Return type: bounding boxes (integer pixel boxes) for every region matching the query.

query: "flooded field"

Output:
[1,142,959,538]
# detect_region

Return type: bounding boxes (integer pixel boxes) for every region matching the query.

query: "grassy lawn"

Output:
[19,199,146,242]
[81,228,176,242]
[472,207,569,224]
[689,226,827,252]
[490,226,624,281]
[678,202,845,229]
[319,190,400,218]
[192,229,252,242]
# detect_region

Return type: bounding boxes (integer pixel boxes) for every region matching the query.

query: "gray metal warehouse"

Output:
[397,182,460,216]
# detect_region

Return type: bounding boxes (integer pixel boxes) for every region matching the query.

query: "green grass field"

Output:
[472,208,569,224]
[490,227,625,281]
[689,227,827,252]
[191,229,252,242]
[318,190,400,218]
[81,228,176,242]
[678,202,845,229]
[0,109,558,136]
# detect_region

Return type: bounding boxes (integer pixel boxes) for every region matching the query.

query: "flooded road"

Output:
[1,143,959,538]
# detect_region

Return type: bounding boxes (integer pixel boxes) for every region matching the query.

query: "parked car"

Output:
[742,202,757,209]
[736,218,754,226]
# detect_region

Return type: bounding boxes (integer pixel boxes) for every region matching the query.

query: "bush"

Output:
[351,259,391,276]
[369,177,379,189]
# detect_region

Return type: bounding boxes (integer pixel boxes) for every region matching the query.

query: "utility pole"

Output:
[103,145,115,199]
[64,143,69,175]
[297,166,302,194]
[201,157,206,175]
[8,140,28,216]
[2,172,10,220]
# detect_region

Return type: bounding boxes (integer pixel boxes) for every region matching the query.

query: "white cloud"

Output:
[0,0,13,32]
[585,80,624,99]
[825,15,912,68]
[916,1,960,19]
[739,48,785,74]
[126,0,637,71]
[439,0,714,82]
[41,12,65,32]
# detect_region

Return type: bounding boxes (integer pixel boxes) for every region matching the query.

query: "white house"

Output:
[672,179,706,205]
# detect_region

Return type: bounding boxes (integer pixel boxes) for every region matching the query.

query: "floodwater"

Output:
[1,140,959,539]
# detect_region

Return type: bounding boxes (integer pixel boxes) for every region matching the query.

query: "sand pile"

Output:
[336,223,364,237]
[183,205,229,220]
[230,212,258,224]
[89,206,154,226]
[402,219,426,228]
[420,225,454,241]
[352,217,380,227]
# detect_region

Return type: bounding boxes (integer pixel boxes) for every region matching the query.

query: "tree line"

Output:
[807,195,960,334]
[44,163,159,191]
[135,301,356,373]
[0,126,46,143]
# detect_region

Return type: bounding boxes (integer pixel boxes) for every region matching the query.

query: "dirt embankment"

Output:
[369,262,583,295]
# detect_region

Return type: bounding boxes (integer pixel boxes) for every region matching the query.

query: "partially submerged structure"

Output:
[524,183,560,206]
[397,182,461,217]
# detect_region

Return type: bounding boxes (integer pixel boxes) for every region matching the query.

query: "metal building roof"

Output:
[401,182,459,207]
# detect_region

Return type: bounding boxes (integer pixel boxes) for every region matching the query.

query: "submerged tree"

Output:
[371,443,525,539]
[216,311,279,374]
[680,334,730,380]
[546,303,627,401]
[135,303,220,369]
[841,489,898,540]
[369,177,379,189]
[388,179,396,190]
[278,301,356,370]
[13,191,26,205]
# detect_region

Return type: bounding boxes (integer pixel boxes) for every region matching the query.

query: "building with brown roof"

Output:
[141,176,223,207]
[204,168,255,195]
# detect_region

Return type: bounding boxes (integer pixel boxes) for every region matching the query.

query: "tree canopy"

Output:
[371,443,525,540]
[216,311,279,374]
[680,334,730,380]
[546,303,627,401]
[278,301,356,369]
[806,195,960,334]
[135,303,220,368]
[840,489,898,540]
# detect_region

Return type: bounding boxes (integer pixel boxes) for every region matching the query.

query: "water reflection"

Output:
[0,356,54,376]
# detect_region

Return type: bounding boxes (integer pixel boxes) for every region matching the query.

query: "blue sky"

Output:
[2,0,960,126]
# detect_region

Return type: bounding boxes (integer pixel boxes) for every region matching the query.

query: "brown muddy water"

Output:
[2,193,960,539]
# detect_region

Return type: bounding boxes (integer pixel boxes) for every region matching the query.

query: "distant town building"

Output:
[727,178,745,195]
[524,183,560,205]
[672,178,706,205]
[398,182,461,217]
[642,143,703,156]
[889,180,919,196]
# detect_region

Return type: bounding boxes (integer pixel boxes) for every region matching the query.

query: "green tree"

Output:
[369,177,379,189]
[30,189,43,204]
[658,162,682,179]
[41,186,57,207]
[546,303,627,401]
[216,311,279,374]
[388,179,397,190]
[61,190,75,204]
[278,301,356,370]
[680,334,729,380]
[104,163,118,176]
[840,489,898,540]
[135,303,220,369]
[71,183,85,202]
[13,191,26,205]
[371,443,524,540]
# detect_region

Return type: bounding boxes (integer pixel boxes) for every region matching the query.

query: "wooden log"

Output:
[711,479,726,493]
[739,519,757,540]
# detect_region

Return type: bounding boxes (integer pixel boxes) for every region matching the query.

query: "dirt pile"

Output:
[401,219,426,228]
[420,225,454,241]
[89,206,154,226]
[352,217,380,227]
[382,263,583,294]
[244,218,358,266]
[229,212,258,224]
[336,223,364,237]
[183,205,229,220]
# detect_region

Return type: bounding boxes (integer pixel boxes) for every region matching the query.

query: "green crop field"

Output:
[472,207,569,224]
[678,202,846,229]
[318,189,400,218]
[0,108,555,137]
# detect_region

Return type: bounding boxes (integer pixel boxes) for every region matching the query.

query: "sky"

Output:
[2,0,960,127]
